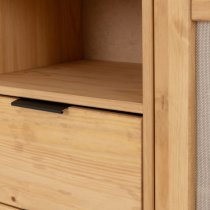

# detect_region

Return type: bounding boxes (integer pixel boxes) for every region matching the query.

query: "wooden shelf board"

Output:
[0,60,142,114]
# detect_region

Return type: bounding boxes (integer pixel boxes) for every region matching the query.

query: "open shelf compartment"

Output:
[0,0,142,114]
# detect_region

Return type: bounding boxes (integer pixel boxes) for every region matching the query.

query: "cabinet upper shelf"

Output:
[0,60,142,114]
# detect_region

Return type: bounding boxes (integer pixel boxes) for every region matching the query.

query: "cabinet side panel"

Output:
[155,0,196,209]
[0,0,82,73]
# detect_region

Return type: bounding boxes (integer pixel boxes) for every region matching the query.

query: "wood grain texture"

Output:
[83,0,142,63]
[0,60,142,114]
[192,0,210,20]
[0,0,82,73]
[142,0,154,209]
[155,0,196,210]
[0,96,142,210]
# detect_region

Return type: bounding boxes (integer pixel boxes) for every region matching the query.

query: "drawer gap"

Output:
[0,202,27,210]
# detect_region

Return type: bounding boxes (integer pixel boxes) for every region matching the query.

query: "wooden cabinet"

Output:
[0,96,142,210]
[0,0,196,210]
[0,0,155,210]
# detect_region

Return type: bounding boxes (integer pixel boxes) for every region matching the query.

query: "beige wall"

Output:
[83,0,142,63]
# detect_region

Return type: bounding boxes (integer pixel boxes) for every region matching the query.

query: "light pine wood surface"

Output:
[142,0,154,209]
[0,0,82,74]
[0,96,142,210]
[155,0,196,210]
[0,60,142,114]
[192,0,210,20]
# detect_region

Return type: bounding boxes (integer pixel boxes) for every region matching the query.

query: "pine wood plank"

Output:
[0,60,142,114]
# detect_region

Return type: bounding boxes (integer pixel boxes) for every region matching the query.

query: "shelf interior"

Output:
[0,1,142,114]
[0,60,142,114]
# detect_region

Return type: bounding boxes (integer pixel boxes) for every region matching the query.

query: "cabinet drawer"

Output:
[0,96,142,210]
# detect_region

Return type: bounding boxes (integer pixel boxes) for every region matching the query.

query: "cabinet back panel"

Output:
[82,0,142,63]
[0,0,82,73]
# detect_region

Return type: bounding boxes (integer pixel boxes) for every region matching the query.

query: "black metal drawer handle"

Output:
[11,98,70,114]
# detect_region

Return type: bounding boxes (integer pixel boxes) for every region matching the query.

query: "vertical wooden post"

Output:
[143,0,155,209]
[155,0,196,209]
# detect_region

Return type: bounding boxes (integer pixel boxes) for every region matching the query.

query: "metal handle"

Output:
[11,98,70,114]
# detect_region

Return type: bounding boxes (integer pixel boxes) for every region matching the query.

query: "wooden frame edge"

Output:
[155,0,196,209]
[192,0,210,21]
[143,0,155,209]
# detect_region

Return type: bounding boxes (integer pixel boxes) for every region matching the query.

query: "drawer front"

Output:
[0,96,142,210]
